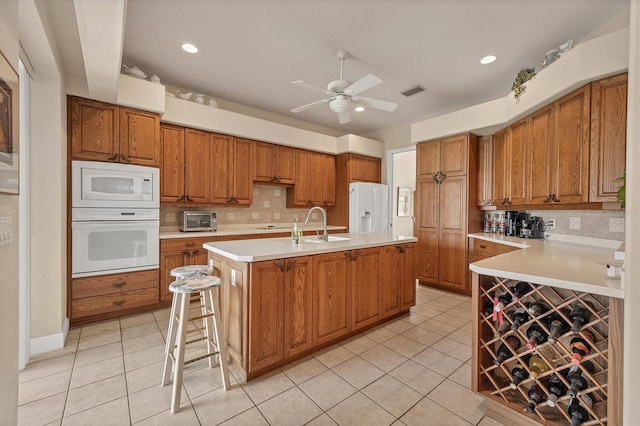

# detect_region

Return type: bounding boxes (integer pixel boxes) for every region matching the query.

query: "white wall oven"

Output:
[71,161,160,278]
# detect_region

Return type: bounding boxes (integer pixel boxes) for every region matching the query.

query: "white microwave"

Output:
[72,161,160,209]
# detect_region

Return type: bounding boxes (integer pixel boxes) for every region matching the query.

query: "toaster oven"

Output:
[179,211,217,232]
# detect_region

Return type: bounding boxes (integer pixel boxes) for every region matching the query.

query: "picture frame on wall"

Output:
[397,187,411,217]
[0,51,19,195]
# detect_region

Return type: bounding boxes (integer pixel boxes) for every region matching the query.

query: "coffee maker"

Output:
[505,211,528,237]
[520,215,545,239]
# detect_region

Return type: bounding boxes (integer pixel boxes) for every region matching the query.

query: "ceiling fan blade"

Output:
[353,96,398,112]
[344,73,382,95]
[292,80,331,95]
[338,110,351,124]
[290,98,331,113]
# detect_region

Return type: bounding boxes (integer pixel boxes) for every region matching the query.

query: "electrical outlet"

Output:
[569,217,581,230]
[610,217,625,233]
[251,212,260,220]
[548,219,556,229]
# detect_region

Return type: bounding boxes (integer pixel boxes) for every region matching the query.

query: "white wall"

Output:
[0,0,20,422]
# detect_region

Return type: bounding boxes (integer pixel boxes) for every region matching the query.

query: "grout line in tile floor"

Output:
[18,285,506,426]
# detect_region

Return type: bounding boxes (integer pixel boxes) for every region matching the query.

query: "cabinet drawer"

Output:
[473,239,500,256]
[161,237,219,252]
[72,288,158,318]
[72,270,159,299]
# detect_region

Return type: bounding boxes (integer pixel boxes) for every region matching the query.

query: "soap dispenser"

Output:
[292,215,301,244]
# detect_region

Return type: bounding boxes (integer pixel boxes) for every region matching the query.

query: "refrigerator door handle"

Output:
[372,188,376,233]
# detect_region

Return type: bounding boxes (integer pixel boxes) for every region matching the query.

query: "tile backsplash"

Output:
[161,185,320,227]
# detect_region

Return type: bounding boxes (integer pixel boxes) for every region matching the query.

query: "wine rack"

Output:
[471,272,623,426]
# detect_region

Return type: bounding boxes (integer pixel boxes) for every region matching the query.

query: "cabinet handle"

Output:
[182,250,191,256]
[120,156,129,163]
[273,176,281,183]
[286,259,297,271]
[274,261,285,271]
[112,281,126,288]
[396,245,407,253]
[501,197,512,205]
[346,252,354,261]
[552,194,561,203]
[185,195,193,202]
[185,242,196,247]
[479,244,487,249]
[112,300,125,307]
[108,154,118,161]
[352,250,361,260]
[543,194,552,203]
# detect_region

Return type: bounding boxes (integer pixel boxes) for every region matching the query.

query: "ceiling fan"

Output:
[290,50,398,124]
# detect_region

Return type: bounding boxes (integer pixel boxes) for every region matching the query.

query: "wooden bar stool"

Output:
[161,275,230,413]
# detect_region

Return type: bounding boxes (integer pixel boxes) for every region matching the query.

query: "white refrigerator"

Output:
[349,182,389,234]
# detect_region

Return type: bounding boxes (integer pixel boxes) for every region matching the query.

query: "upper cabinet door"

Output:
[527,105,555,204]
[254,142,275,183]
[160,124,185,203]
[210,133,233,204]
[416,141,440,178]
[119,107,160,167]
[321,153,336,206]
[590,73,627,202]
[553,85,590,204]
[440,134,468,176]
[491,128,508,205]
[232,138,254,205]
[508,119,528,205]
[69,97,119,162]
[274,145,296,184]
[477,136,493,206]
[185,129,211,203]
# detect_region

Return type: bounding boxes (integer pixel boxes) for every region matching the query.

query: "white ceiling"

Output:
[118,1,627,136]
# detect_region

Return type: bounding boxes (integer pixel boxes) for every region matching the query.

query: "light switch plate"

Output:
[569,217,581,230]
[610,217,625,233]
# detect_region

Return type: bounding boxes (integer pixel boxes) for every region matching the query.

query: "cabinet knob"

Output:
[112,300,125,306]
[480,244,487,249]
[112,281,126,288]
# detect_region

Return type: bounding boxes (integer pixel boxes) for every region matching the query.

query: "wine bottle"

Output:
[568,394,593,426]
[494,335,521,365]
[570,301,594,334]
[528,355,549,379]
[546,372,568,407]
[494,320,511,339]
[493,292,513,313]
[523,383,545,413]
[545,310,570,344]
[567,361,595,397]
[482,300,494,317]
[571,329,595,364]
[509,306,530,331]
[509,354,532,389]
[527,301,551,317]
[525,323,548,349]
[511,281,532,302]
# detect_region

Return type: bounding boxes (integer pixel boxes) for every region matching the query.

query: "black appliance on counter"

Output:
[520,216,546,239]
[505,211,528,237]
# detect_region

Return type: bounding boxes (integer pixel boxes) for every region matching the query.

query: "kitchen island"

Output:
[468,234,623,425]
[204,233,417,381]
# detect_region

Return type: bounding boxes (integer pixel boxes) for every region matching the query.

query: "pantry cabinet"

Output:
[589,73,627,203]
[254,142,296,185]
[288,149,336,207]
[415,134,480,295]
[69,96,160,166]
[211,134,254,205]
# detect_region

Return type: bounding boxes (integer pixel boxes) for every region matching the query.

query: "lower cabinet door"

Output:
[313,252,351,345]
[283,256,313,357]
[350,248,382,330]
[399,244,416,310]
[381,246,401,318]
[248,261,284,372]
[159,250,188,302]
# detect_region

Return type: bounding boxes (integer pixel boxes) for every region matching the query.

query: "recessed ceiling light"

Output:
[480,55,497,65]
[354,106,365,112]
[182,43,198,53]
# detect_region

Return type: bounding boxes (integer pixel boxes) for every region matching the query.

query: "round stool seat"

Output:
[170,265,210,278]
[169,275,221,294]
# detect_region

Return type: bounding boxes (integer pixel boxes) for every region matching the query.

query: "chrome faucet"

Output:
[304,206,328,242]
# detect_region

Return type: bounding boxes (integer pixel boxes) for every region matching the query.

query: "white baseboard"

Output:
[30,318,69,356]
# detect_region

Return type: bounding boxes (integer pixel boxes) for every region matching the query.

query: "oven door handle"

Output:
[72,220,160,229]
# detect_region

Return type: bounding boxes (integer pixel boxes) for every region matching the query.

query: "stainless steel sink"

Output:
[254,225,287,230]
[301,236,351,244]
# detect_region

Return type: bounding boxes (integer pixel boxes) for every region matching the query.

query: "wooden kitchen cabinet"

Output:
[381,243,416,318]
[477,136,493,207]
[470,238,519,262]
[527,105,555,204]
[160,124,186,203]
[492,119,527,206]
[159,237,212,302]
[70,270,159,320]
[185,129,212,203]
[415,133,479,295]
[313,251,351,345]
[288,149,336,207]
[254,142,296,185]
[350,248,382,330]
[590,73,627,203]
[69,96,160,166]
[328,153,381,229]
[211,134,254,205]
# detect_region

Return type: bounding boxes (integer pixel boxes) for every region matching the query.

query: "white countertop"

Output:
[468,233,624,299]
[160,224,347,239]
[204,233,417,262]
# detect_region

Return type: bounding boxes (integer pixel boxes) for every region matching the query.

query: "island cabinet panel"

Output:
[313,252,351,346]
[283,257,313,358]
[350,248,382,330]
[590,73,627,203]
[254,142,296,185]
[381,243,416,318]
[248,261,285,371]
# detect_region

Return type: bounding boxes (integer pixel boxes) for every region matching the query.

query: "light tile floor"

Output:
[18,285,507,426]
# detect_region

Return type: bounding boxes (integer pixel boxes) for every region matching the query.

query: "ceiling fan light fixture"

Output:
[354,106,365,112]
[330,96,350,113]
[480,55,497,65]
[182,43,198,53]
